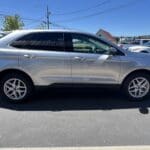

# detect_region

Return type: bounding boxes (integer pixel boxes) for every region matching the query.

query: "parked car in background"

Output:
[0,31,11,39]
[120,39,150,53]
[128,45,150,53]
[133,39,150,45]
[0,30,150,102]
[144,41,150,47]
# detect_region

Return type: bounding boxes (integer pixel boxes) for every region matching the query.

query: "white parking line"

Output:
[1,146,150,150]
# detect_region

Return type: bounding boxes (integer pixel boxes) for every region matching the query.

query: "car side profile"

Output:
[0,29,150,102]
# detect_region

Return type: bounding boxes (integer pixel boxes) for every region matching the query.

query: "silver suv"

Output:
[0,30,150,102]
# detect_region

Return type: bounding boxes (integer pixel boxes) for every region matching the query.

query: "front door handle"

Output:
[85,58,95,62]
[73,56,96,62]
[73,56,85,61]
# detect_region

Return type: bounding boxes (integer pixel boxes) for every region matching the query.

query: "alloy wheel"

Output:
[4,78,27,100]
[128,77,150,99]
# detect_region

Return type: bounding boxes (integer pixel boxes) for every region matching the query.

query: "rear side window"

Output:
[11,32,64,51]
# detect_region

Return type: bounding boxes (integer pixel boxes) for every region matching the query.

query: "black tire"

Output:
[122,73,150,101]
[0,73,34,103]
[141,50,149,53]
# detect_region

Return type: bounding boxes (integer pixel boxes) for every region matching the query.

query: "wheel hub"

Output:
[4,78,27,100]
[128,77,150,99]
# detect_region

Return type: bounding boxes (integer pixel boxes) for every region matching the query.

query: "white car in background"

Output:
[120,39,150,53]
[144,41,150,47]
[125,41,150,53]
[128,45,150,53]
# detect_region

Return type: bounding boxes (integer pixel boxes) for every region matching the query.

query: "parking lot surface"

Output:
[0,87,150,147]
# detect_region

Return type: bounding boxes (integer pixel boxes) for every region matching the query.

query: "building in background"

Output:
[96,29,117,44]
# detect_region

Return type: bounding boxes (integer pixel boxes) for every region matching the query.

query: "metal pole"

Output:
[47,5,50,29]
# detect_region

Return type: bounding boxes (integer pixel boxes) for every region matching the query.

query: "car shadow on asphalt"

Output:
[0,87,150,114]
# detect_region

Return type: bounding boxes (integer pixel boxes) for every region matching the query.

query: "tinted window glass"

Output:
[11,32,64,51]
[71,34,114,54]
[143,40,150,44]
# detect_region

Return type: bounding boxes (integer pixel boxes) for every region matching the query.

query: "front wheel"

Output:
[0,73,33,102]
[123,73,150,101]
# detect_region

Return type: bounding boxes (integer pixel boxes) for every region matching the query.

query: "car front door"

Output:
[65,33,122,84]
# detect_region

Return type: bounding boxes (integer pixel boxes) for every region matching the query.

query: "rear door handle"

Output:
[24,54,36,59]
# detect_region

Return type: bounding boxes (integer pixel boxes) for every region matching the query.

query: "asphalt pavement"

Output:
[0,87,150,147]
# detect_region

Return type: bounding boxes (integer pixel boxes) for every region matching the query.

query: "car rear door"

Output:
[11,32,71,86]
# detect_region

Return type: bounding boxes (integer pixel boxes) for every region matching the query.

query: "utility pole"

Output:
[46,5,51,29]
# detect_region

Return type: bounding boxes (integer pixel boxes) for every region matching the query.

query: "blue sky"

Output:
[0,0,149,36]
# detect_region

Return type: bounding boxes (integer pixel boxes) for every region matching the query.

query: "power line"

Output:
[0,12,45,29]
[51,22,66,28]
[25,6,51,29]
[55,0,139,23]
[0,12,43,22]
[0,10,70,30]
[25,20,43,28]
[26,21,70,30]
[52,0,110,16]
[51,22,70,29]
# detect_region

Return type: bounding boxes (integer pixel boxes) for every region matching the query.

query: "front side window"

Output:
[71,34,115,55]
[11,32,64,51]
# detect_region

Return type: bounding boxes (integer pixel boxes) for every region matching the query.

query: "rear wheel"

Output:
[123,73,150,101]
[0,73,33,102]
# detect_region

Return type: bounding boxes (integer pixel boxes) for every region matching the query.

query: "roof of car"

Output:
[10,29,96,36]
[12,29,88,34]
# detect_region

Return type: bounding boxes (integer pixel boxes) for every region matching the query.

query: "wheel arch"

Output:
[122,69,150,86]
[0,69,34,86]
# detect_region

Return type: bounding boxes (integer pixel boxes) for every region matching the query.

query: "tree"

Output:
[2,15,24,31]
